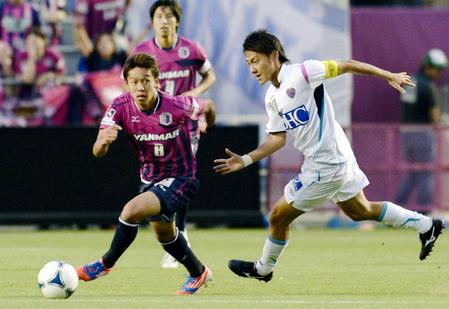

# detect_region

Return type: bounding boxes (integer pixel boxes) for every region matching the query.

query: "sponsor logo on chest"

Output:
[281,105,309,130]
[134,129,179,142]
[159,70,190,80]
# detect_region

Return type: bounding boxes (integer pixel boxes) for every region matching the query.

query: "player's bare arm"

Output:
[214,132,286,175]
[202,99,216,133]
[92,124,122,157]
[335,60,415,93]
[182,68,216,97]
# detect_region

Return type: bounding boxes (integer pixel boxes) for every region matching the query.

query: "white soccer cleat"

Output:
[161,252,179,269]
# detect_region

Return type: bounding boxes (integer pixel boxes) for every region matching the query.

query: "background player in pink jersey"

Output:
[131,0,216,269]
[77,53,216,295]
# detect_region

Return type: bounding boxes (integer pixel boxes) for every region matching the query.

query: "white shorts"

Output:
[284,158,369,212]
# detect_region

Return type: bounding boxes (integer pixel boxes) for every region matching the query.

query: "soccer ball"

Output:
[37,261,79,299]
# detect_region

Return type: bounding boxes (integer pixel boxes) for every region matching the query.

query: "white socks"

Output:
[255,236,288,276]
[379,201,432,234]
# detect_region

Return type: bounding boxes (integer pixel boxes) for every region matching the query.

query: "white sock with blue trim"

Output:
[255,236,288,276]
[379,201,432,233]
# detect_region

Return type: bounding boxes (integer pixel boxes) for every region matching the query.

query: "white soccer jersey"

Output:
[265,61,354,167]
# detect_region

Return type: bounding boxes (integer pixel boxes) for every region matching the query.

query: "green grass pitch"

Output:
[1,227,449,308]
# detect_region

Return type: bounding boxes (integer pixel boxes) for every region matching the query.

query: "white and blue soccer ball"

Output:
[38,261,79,299]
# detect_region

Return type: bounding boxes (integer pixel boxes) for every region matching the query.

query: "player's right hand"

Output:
[213,148,245,175]
[99,124,122,145]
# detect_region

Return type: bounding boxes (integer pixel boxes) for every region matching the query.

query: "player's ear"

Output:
[271,50,280,63]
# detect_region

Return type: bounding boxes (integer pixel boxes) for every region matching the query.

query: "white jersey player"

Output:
[214,30,444,283]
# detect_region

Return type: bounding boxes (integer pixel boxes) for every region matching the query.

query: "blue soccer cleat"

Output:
[76,258,111,281]
[176,266,212,295]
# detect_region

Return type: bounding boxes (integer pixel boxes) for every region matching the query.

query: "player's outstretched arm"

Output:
[214,132,286,175]
[203,99,216,133]
[92,124,122,158]
[336,60,415,93]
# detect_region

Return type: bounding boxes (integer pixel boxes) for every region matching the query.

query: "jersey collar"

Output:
[154,35,179,51]
[133,92,161,115]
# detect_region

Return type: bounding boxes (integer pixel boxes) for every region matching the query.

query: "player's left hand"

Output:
[213,148,245,175]
[198,115,208,133]
[388,72,415,93]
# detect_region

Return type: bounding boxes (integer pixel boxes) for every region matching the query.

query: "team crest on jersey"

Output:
[178,47,190,59]
[281,105,309,130]
[286,87,296,98]
[159,112,173,126]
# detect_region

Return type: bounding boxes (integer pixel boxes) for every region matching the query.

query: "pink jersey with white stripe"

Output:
[14,48,65,75]
[131,36,210,152]
[131,36,209,97]
[100,91,205,183]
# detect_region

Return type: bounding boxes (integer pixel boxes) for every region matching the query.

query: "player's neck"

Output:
[136,92,159,111]
[155,34,177,49]
[270,63,283,87]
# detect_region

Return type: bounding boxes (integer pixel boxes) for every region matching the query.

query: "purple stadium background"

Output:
[351,8,449,123]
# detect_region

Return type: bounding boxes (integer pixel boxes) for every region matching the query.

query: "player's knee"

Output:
[120,202,141,223]
[269,209,289,228]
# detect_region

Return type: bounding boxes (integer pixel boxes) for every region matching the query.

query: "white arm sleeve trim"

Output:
[303,60,326,89]
[199,59,212,75]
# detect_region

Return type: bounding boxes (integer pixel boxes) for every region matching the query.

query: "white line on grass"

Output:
[9,298,449,305]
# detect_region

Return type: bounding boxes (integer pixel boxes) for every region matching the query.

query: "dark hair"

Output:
[149,0,182,23]
[123,53,159,81]
[243,29,289,63]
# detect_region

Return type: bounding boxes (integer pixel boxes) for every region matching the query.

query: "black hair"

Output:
[243,29,289,63]
[123,53,159,81]
[149,0,182,23]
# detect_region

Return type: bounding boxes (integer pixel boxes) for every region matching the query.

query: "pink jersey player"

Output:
[77,53,215,295]
[74,0,125,40]
[129,0,216,270]
[130,0,215,156]
[100,91,205,183]
[132,37,211,97]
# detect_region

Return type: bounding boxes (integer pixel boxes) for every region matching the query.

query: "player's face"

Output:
[152,6,179,38]
[245,50,277,85]
[126,67,159,108]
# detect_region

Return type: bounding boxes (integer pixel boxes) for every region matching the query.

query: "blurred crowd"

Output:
[1,0,449,127]
[0,0,151,126]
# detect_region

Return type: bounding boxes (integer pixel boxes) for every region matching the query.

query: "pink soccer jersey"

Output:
[131,36,210,96]
[131,36,211,152]
[75,0,125,39]
[100,91,205,183]
[14,48,65,76]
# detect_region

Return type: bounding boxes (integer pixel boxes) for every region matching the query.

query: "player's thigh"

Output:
[122,191,162,221]
[269,196,305,227]
[285,177,341,213]
[152,221,176,242]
